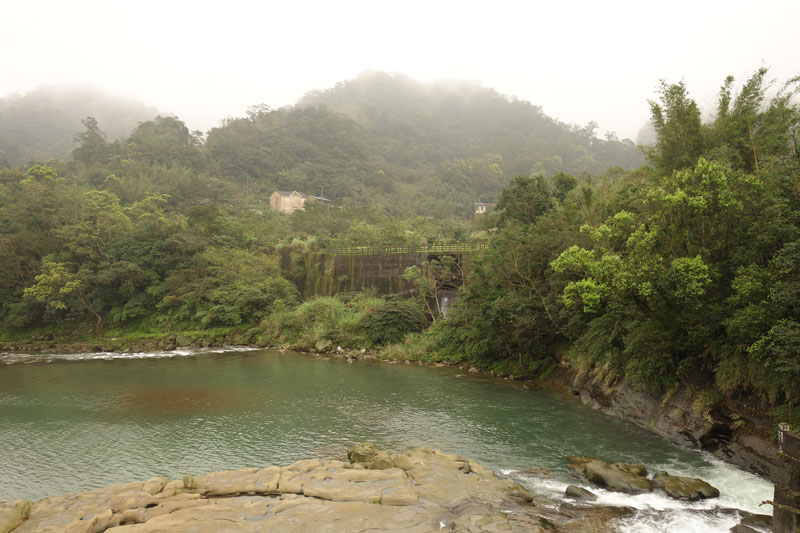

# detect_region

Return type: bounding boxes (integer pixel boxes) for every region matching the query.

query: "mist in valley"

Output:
[2,0,798,153]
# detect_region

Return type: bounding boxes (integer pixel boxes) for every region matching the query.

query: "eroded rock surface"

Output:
[730,512,773,533]
[565,485,598,502]
[572,372,785,483]
[1,445,635,533]
[651,471,720,501]
[583,459,653,495]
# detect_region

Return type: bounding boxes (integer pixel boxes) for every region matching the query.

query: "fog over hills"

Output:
[0,86,158,166]
[1,72,642,178]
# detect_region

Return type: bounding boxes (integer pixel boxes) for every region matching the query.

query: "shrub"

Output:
[260,309,303,342]
[260,295,374,349]
[2,500,32,533]
[363,300,425,346]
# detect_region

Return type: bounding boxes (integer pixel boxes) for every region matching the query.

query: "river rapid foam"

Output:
[507,450,772,532]
[0,345,259,364]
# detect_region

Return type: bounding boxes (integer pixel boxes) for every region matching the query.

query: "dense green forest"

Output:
[1,69,798,415]
[415,68,800,410]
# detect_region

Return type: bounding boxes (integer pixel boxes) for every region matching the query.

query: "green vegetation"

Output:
[257,293,424,351]
[0,72,639,345]
[409,69,800,418]
[182,474,197,490]
[1,501,32,533]
[363,300,425,345]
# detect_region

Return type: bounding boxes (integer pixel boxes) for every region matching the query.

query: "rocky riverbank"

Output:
[1,445,647,533]
[570,367,786,485]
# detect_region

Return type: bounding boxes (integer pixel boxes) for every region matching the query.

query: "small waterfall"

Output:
[436,289,459,317]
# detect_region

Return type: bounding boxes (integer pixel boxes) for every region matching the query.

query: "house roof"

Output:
[273,191,331,202]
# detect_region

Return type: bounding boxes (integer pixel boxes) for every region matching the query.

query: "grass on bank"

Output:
[256,293,425,352]
[182,474,197,490]
[1,292,424,352]
[1,501,32,533]
[0,315,253,348]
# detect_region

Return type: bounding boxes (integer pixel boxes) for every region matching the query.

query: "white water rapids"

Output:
[0,345,259,364]
[508,451,773,532]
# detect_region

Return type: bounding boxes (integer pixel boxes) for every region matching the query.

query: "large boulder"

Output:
[651,471,720,501]
[730,513,773,533]
[346,442,393,469]
[565,485,598,502]
[584,460,652,495]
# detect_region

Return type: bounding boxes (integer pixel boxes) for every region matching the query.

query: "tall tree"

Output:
[647,81,704,174]
[72,116,109,166]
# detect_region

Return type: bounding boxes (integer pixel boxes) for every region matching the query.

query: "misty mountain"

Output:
[0,85,158,166]
[2,73,644,217]
[202,72,643,216]
[297,71,644,176]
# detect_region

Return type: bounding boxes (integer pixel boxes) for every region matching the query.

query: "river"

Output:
[0,347,772,531]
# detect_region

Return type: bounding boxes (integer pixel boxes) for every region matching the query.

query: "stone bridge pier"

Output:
[772,424,800,532]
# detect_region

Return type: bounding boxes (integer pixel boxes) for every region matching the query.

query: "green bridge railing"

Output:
[321,242,489,256]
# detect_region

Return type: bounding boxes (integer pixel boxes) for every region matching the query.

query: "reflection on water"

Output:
[0,348,771,532]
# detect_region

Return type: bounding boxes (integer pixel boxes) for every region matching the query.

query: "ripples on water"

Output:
[0,348,772,532]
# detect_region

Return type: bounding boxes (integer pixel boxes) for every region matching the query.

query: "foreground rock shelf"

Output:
[1,445,639,533]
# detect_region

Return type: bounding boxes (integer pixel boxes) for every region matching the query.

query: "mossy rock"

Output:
[346,442,393,469]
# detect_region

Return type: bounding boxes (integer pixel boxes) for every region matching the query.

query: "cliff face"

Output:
[572,371,786,484]
[0,446,634,533]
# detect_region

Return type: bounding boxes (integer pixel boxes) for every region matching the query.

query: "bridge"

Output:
[288,242,488,298]
[320,243,488,256]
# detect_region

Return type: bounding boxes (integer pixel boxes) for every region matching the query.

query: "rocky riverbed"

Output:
[0,444,771,533]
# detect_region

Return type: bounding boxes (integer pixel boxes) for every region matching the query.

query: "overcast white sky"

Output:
[2,0,798,140]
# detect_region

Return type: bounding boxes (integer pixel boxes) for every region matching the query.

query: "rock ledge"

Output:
[1,445,635,532]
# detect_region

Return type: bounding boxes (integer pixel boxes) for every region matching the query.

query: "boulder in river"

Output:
[651,471,720,501]
[729,512,773,532]
[565,485,598,501]
[583,459,653,494]
[566,456,594,481]
[346,441,393,469]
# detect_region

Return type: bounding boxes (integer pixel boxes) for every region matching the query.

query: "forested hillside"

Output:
[207,71,643,217]
[0,86,158,166]
[414,68,800,414]
[0,72,640,339]
[300,71,642,177]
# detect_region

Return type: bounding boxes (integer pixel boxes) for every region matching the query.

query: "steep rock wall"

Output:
[572,370,787,484]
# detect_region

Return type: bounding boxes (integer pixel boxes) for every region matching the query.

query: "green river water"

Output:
[0,348,773,532]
